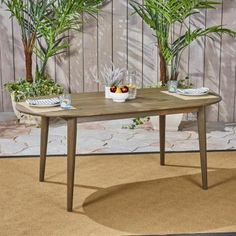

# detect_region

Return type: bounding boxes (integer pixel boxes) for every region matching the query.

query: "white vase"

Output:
[105,86,112,99]
[150,114,183,131]
[10,93,21,120]
[10,93,41,126]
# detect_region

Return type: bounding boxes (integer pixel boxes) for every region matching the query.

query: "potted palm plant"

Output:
[35,0,104,80]
[130,0,235,84]
[1,0,102,121]
[130,0,235,130]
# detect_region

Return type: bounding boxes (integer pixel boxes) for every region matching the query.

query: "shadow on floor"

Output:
[80,169,236,235]
[126,233,236,236]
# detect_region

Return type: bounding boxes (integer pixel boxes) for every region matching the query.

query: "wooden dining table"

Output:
[16,88,221,212]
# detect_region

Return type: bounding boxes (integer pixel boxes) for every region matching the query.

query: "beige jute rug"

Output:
[1,152,236,236]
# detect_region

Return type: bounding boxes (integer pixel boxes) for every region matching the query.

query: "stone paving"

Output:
[0,112,236,156]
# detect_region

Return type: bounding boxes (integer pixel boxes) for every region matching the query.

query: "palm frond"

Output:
[130,0,235,83]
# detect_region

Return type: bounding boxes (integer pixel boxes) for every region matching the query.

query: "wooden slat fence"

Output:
[0,0,236,122]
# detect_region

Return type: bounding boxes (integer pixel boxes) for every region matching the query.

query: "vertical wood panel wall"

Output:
[0,0,236,122]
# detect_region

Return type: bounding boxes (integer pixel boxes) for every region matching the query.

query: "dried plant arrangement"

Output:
[101,64,126,87]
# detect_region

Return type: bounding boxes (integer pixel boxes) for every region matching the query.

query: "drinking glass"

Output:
[127,71,137,99]
[168,80,178,93]
[60,94,72,109]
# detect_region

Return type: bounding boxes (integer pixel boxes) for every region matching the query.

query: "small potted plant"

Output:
[5,78,64,121]
[100,64,126,98]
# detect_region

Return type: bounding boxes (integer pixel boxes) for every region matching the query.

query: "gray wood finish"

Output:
[219,0,236,122]
[1,0,236,122]
[0,6,14,112]
[197,106,208,190]
[204,0,222,122]
[83,19,99,92]
[143,20,158,86]
[0,43,2,110]
[113,0,128,70]
[16,88,221,119]
[67,118,77,212]
[16,89,220,211]
[159,115,166,165]
[39,116,49,182]
[98,1,112,91]
[128,0,143,84]
[189,11,206,90]
[69,31,84,93]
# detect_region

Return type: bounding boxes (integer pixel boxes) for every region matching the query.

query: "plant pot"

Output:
[149,114,183,131]
[10,93,41,126]
[10,93,22,120]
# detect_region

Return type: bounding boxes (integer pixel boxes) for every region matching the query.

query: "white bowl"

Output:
[110,92,129,102]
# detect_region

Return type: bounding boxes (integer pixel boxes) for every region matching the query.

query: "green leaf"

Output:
[130,0,236,82]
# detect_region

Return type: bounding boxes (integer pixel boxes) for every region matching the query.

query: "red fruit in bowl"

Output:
[121,86,129,93]
[110,86,117,93]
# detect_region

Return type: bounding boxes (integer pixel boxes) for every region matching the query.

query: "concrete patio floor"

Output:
[0,112,236,156]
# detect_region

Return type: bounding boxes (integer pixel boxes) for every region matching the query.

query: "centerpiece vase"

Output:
[105,86,112,99]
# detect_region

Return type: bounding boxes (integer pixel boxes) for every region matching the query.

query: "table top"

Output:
[16,88,221,122]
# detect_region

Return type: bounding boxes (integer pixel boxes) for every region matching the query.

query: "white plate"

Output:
[28,103,60,108]
[176,88,209,96]
[176,91,209,96]
[26,97,60,107]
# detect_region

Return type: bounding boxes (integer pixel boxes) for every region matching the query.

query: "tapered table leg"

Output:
[197,107,208,190]
[39,117,49,182]
[159,115,166,165]
[67,118,77,212]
